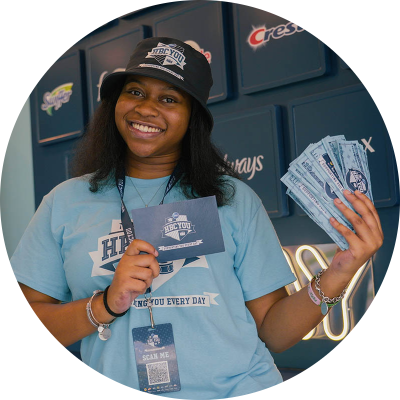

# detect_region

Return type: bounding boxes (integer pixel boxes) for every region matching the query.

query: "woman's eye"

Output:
[163,97,176,103]
[128,89,143,97]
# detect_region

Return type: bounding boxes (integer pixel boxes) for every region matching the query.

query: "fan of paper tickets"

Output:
[281,135,373,250]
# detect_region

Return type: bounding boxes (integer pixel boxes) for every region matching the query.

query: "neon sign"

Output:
[283,244,372,341]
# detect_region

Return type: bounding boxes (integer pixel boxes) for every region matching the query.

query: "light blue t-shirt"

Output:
[11,175,295,399]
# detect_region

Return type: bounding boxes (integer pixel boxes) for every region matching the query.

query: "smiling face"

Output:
[115,75,192,166]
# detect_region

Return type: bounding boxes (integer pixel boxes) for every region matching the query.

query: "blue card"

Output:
[131,196,225,262]
[132,323,181,394]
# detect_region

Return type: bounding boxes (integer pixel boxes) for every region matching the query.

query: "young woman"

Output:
[11,37,383,399]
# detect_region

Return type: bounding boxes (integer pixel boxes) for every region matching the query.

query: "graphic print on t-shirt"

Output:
[89,220,219,307]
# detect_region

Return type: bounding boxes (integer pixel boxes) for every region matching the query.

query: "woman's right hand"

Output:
[19,239,160,346]
[100,239,160,317]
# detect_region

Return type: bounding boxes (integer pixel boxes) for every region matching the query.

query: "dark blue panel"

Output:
[288,84,398,208]
[339,57,350,69]
[233,4,328,94]
[154,1,229,104]
[32,51,87,145]
[212,105,288,218]
[64,150,74,180]
[86,27,147,115]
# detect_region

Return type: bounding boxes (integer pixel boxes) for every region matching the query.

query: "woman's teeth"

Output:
[131,123,162,133]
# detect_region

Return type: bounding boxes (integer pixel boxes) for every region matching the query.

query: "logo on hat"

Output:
[146,42,186,70]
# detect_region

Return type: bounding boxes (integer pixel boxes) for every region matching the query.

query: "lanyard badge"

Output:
[116,165,182,393]
[132,323,181,394]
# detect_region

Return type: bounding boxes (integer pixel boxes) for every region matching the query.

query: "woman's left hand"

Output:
[329,190,384,280]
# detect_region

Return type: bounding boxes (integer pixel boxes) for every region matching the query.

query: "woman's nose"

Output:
[134,98,159,117]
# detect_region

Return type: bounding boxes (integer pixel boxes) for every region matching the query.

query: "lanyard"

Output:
[115,162,183,326]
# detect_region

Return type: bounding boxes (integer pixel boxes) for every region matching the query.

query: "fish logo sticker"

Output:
[146,42,186,70]
[162,212,195,242]
[184,40,212,64]
[41,82,73,116]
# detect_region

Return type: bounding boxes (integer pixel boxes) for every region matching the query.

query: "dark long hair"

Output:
[72,82,240,206]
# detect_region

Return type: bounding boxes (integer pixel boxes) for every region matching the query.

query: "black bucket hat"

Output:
[100,37,214,127]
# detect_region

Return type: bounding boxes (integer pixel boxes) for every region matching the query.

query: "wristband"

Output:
[307,279,321,306]
[103,285,130,318]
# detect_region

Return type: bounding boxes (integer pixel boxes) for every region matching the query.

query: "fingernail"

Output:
[154,250,159,257]
[344,190,351,195]
[335,198,342,204]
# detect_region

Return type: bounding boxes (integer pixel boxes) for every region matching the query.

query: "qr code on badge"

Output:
[146,361,170,385]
